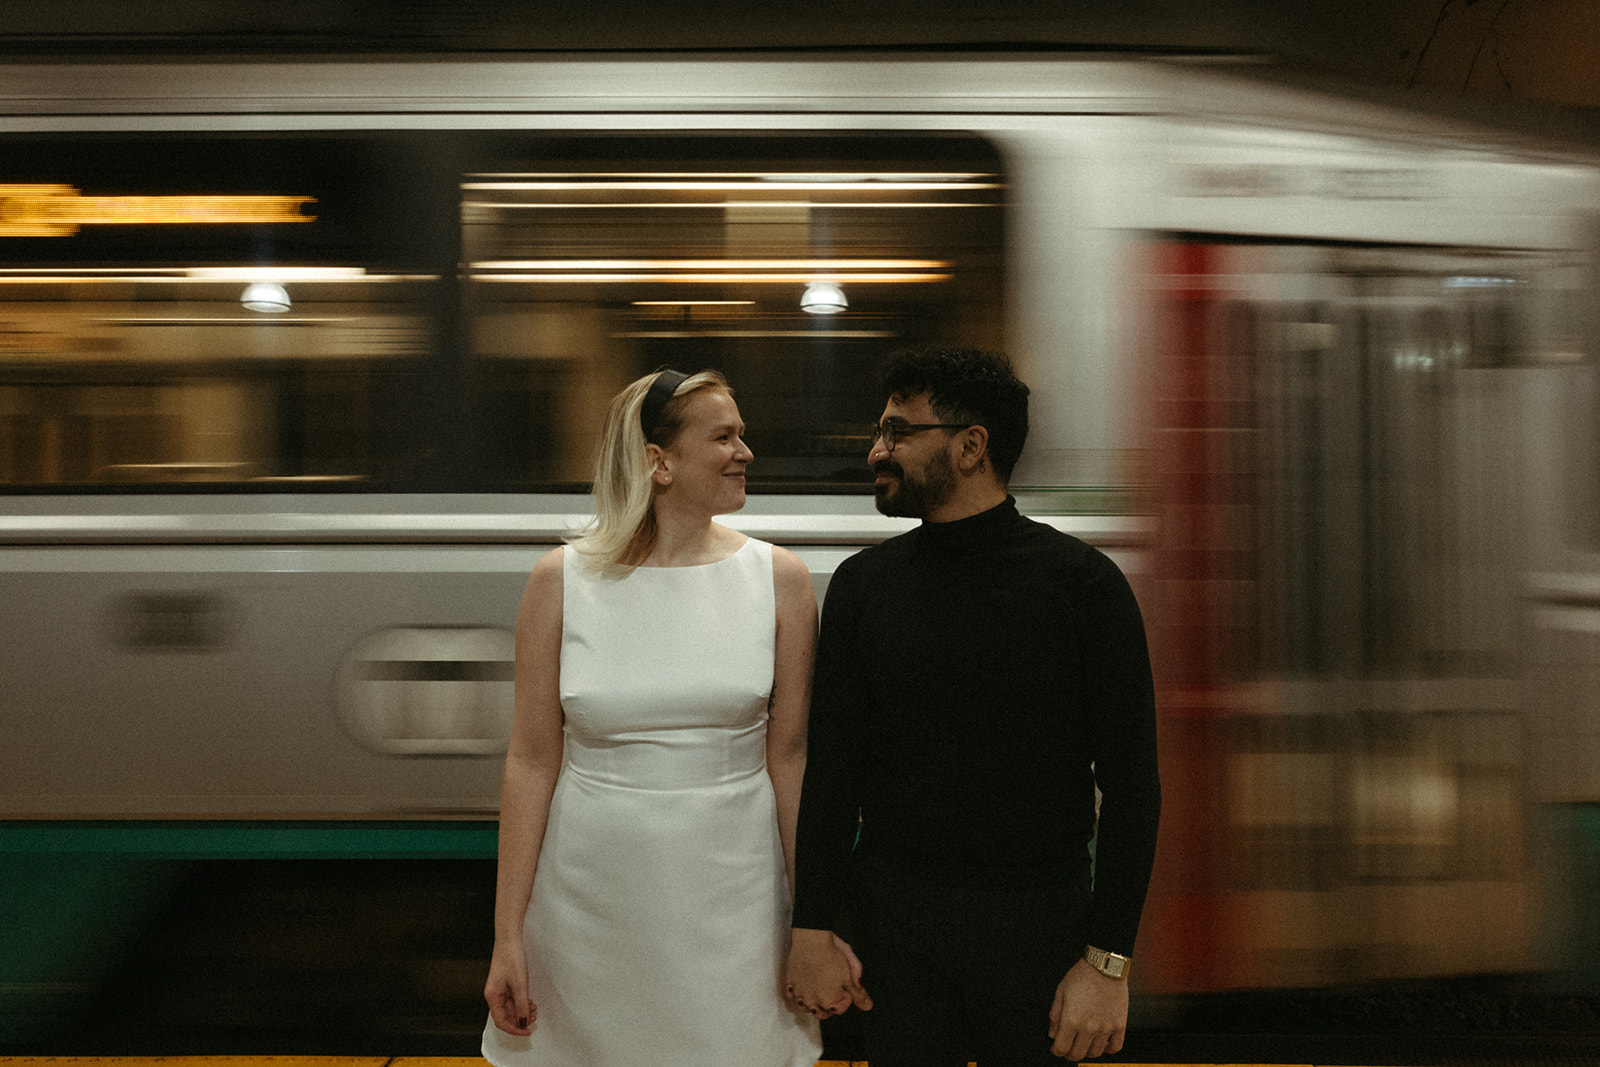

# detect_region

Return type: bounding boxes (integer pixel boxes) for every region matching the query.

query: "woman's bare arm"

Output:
[767,545,817,899]
[484,547,567,1036]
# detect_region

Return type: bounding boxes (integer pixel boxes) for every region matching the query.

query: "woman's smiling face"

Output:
[657,387,754,516]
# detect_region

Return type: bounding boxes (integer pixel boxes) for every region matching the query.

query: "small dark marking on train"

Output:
[111,592,235,652]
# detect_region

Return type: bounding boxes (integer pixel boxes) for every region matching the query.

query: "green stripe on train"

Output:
[0,820,500,858]
[0,821,499,1043]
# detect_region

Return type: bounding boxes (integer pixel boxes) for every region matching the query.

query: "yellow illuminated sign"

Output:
[0,185,316,236]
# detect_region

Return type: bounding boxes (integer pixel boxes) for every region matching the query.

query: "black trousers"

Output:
[850,848,1090,1067]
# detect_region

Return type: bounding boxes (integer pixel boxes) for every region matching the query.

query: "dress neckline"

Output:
[634,535,753,570]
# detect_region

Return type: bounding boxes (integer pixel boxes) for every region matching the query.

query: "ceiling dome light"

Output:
[241,281,291,313]
[800,280,847,315]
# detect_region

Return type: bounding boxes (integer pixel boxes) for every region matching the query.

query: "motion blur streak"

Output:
[1135,239,1594,991]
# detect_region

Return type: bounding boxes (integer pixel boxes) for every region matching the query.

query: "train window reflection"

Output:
[0,272,436,486]
[461,136,1006,490]
[0,134,448,491]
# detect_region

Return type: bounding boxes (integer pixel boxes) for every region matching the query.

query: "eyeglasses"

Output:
[868,420,970,451]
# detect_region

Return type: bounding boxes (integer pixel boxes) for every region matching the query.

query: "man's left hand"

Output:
[1047,957,1128,1060]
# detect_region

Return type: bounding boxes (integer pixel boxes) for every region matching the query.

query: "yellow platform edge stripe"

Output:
[0,1059,1378,1067]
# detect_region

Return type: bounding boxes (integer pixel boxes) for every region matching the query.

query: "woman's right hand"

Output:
[485,937,537,1036]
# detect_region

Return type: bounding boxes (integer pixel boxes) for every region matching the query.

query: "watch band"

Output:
[1083,945,1132,980]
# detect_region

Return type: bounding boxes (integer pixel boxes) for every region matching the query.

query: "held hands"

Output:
[1048,957,1128,1060]
[484,938,538,1037]
[785,928,873,1019]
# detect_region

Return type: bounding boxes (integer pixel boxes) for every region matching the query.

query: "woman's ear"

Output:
[646,443,671,485]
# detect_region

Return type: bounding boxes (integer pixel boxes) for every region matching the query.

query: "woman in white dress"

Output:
[482,368,823,1067]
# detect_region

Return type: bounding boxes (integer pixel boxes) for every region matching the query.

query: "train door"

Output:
[1136,238,1589,991]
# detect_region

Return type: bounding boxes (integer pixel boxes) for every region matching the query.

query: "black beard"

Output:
[873,449,957,518]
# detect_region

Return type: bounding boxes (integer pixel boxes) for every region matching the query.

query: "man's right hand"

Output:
[786,928,873,1018]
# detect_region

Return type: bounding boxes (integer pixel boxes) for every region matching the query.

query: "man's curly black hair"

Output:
[879,346,1031,482]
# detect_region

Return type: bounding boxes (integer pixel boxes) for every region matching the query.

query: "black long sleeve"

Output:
[792,497,1160,956]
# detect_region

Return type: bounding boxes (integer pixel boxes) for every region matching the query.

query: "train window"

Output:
[0,135,447,490]
[459,135,1007,490]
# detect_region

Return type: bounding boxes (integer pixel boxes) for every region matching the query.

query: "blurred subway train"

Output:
[3,52,1600,1049]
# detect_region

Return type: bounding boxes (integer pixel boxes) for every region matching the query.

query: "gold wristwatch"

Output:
[1083,945,1132,980]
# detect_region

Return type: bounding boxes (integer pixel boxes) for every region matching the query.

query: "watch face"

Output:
[1088,949,1128,978]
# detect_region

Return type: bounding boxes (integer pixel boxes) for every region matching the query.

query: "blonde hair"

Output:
[568,368,731,570]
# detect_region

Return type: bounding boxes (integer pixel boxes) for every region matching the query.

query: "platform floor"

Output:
[9,1050,1600,1067]
[0,1060,1358,1067]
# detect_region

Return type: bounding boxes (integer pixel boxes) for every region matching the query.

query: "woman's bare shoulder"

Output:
[770,545,816,606]
[519,547,565,619]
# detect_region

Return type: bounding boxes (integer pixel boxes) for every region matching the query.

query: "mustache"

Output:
[872,458,903,477]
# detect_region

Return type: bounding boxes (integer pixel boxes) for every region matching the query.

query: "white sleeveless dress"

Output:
[482,537,822,1067]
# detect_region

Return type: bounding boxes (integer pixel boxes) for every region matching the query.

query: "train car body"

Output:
[3,52,1600,1043]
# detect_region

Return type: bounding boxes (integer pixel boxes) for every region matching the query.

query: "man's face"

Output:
[870,393,958,519]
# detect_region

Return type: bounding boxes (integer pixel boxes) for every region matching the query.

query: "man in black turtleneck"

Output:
[785,347,1160,1065]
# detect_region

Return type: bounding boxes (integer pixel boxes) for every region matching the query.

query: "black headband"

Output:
[639,368,690,441]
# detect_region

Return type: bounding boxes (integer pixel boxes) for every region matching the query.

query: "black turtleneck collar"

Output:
[913,494,1020,550]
